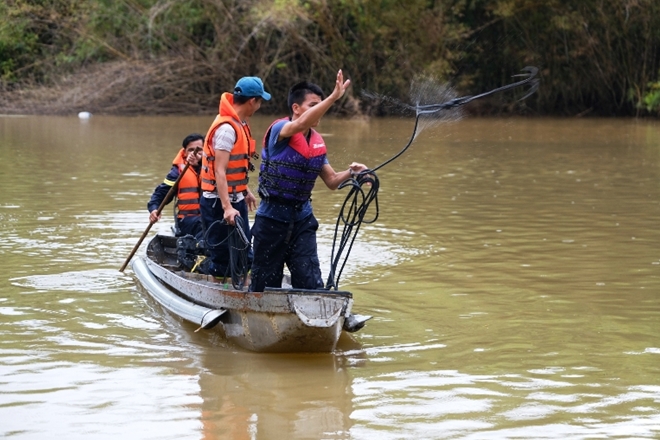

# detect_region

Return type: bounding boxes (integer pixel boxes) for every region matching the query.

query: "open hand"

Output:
[330,69,351,101]
[245,190,257,212]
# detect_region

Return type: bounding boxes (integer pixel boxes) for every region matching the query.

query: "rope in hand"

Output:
[325,170,380,290]
[203,215,251,290]
[325,67,539,290]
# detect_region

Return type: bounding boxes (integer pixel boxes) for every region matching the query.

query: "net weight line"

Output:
[325,67,539,290]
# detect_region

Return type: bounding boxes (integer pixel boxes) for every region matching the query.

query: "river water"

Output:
[1,114,660,439]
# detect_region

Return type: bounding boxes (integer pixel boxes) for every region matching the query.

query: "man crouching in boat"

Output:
[147,133,204,239]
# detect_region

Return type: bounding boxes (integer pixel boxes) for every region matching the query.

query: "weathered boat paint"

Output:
[131,235,370,353]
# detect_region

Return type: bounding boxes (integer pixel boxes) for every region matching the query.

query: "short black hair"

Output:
[287,81,325,114]
[182,133,204,148]
[233,94,262,105]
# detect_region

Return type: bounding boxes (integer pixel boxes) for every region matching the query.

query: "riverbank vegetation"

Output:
[1,0,658,116]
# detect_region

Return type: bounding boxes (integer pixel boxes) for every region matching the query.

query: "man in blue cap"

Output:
[199,76,271,280]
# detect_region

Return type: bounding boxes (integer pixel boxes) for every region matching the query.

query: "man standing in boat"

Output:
[249,70,369,293]
[148,133,205,239]
[200,77,270,278]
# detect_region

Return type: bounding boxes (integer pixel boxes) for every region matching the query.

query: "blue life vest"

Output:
[258,118,327,205]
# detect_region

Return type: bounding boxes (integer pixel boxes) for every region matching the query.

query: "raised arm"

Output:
[278,69,351,140]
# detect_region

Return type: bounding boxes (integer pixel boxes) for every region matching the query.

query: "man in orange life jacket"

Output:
[200,77,270,278]
[147,133,204,239]
[249,69,369,293]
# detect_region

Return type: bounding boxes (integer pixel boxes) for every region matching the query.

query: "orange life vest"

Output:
[201,92,256,197]
[172,149,201,218]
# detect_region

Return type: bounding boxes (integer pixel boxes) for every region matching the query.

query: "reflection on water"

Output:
[2,115,660,438]
[197,350,357,439]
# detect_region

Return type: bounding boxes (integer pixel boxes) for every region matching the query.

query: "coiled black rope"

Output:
[325,67,539,290]
[325,170,380,290]
[203,215,250,290]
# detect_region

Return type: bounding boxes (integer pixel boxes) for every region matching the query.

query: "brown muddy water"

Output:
[1,114,660,439]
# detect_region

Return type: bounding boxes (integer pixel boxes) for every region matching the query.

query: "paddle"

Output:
[119,162,191,272]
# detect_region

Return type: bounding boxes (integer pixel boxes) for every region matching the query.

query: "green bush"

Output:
[1,0,659,116]
[641,77,660,114]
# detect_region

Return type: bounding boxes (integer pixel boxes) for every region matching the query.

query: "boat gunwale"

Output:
[144,256,353,315]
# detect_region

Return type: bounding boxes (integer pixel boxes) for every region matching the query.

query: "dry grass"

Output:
[0,58,222,115]
[0,58,366,117]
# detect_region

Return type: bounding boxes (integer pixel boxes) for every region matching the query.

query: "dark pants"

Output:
[249,213,324,292]
[199,196,252,277]
[176,215,204,240]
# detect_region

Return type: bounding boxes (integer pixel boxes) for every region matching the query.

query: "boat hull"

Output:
[130,235,365,353]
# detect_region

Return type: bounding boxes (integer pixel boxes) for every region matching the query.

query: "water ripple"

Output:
[10,269,132,293]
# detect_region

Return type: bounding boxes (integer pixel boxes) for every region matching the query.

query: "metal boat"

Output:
[130,235,371,353]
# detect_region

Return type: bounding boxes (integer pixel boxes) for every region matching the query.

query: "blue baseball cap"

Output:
[234,77,271,101]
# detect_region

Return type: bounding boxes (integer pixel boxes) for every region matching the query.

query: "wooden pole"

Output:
[119,162,191,272]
